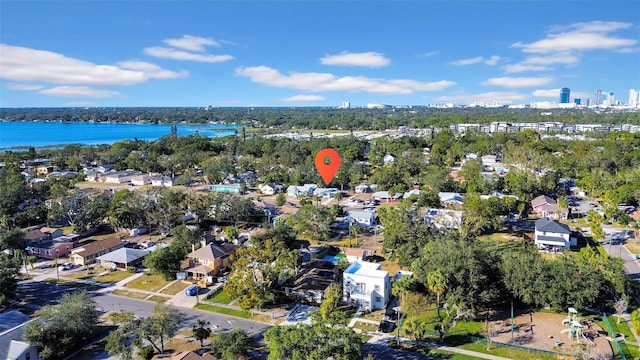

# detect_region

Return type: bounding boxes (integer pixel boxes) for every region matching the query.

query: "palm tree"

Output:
[428,269,446,320]
[192,319,211,347]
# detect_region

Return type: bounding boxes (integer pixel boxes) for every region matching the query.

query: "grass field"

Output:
[112,289,150,300]
[159,280,191,295]
[195,303,252,319]
[208,288,234,304]
[93,271,136,284]
[43,278,102,291]
[146,295,170,303]
[125,273,170,292]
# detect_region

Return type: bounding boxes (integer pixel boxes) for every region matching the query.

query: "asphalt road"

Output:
[600,227,639,279]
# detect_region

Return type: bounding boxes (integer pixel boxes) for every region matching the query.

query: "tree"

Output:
[210,329,254,360]
[614,296,629,324]
[320,282,343,320]
[275,192,286,207]
[0,252,20,310]
[264,316,363,360]
[24,291,98,360]
[192,319,212,347]
[427,269,446,320]
[143,247,183,280]
[285,204,333,242]
[139,304,185,354]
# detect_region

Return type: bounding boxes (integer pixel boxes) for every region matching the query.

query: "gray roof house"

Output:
[534,217,575,251]
[96,247,149,269]
[0,310,38,360]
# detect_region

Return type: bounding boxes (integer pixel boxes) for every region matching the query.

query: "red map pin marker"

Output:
[315,148,341,185]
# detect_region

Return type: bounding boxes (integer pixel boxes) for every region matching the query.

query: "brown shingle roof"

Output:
[187,242,237,261]
[72,236,123,257]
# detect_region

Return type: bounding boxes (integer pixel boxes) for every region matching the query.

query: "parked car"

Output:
[59,262,74,271]
[185,285,200,296]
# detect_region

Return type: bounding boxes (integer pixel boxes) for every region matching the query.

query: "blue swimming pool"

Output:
[323,255,342,263]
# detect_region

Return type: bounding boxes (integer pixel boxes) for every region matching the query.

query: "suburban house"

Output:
[22,226,63,245]
[211,183,242,194]
[531,195,568,219]
[70,236,124,266]
[96,164,116,173]
[287,184,317,197]
[534,217,576,251]
[103,171,137,184]
[258,182,284,195]
[346,210,376,227]
[439,192,464,207]
[184,242,238,280]
[0,310,39,360]
[151,175,176,187]
[343,261,391,311]
[382,153,397,165]
[96,248,149,270]
[403,189,421,199]
[355,184,372,193]
[313,187,339,198]
[131,174,152,186]
[424,208,464,230]
[372,191,402,203]
[340,247,370,263]
[26,236,76,259]
[286,260,340,303]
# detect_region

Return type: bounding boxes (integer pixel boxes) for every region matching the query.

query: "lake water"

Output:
[0,122,237,149]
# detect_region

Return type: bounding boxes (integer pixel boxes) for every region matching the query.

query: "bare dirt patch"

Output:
[491,311,612,359]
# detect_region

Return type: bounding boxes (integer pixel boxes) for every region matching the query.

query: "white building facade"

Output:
[343,261,391,311]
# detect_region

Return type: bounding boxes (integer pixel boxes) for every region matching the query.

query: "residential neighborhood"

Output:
[1,109,640,360]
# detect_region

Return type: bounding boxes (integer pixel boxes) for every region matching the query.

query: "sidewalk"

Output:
[367,334,514,360]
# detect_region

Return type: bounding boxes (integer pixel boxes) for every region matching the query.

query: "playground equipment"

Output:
[560,308,595,346]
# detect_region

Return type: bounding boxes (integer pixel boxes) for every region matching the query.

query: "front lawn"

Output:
[159,280,191,295]
[195,303,252,319]
[125,273,171,292]
[93,270,136,284]
[208,288,234,304]
[112,289,150,300]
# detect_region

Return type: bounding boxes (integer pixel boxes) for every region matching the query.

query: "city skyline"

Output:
[1,1,639,108]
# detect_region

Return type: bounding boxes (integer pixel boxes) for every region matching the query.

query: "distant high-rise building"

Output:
[559,88,571,103]
[595,89,602,105]
[574,98,581,105]
[341,101,351,109]
[607,92,615,106]
[629,89,640,108]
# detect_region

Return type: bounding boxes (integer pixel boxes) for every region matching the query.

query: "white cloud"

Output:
[0,44,186,86]
[450,56,483,66]
[417,51,439,58]
[118,60,189,79]
[281,94,325,102]
[531,88,560,98]
[502,63,549,73]
[484,55,502,65]
[5,83,45,91]
[617,47,640,54]
[503,53,579,73]
[144,46,234,63]
[436,91,529,104]
[451,55,501,66]
[163,35,220,51]
[320,51,390,68]
[481,76,553,88]
[512,21,637,54]
[235,66,456,95]
[38,86,121,98]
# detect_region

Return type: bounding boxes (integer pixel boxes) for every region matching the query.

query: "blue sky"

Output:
[1,1,639,107]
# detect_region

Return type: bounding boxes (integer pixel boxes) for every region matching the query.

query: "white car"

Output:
[59,262,74,271]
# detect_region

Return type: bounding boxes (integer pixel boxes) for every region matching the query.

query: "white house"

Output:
[382,154,397,165]
[0,310,39,360]
[424,208,463,230]
[151,175,176,187]
[103,171,136,184]
[287,184,316,197]
[131,174,151,186]
[343,261,391,311]
[534,217,575,251]
[347,210,376,227]
[341,247,370,263]
[258,183,284,195]
[355,184,372,193]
